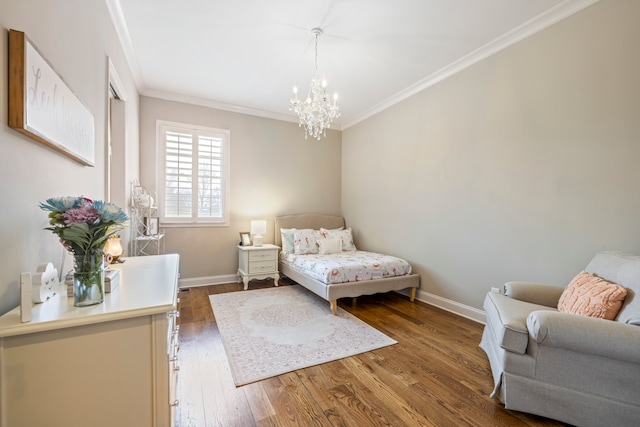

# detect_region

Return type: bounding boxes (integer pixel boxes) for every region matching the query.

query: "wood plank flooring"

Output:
[176,278,568,427]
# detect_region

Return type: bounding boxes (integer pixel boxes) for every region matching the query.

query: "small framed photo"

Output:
[145,217,159,236]
[239,231,251,246]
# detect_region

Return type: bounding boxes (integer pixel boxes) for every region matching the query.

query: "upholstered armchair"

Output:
[479,251,640,427]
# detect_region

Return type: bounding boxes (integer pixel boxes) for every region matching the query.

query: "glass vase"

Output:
[73,250,105,307]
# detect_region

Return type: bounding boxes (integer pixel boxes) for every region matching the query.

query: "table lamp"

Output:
[250,220,267,247]
[104,235,124,263]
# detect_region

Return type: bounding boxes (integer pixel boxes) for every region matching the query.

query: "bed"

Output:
[275,214,420,315]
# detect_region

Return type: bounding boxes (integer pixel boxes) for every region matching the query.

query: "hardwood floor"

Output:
[176,279,568,427]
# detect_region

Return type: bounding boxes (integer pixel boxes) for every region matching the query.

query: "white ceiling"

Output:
[107,0,597,129]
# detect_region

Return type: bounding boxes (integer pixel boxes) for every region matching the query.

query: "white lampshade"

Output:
[250,220,267,235]
[250,220,267,247]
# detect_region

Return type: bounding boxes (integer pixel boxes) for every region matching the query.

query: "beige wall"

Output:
[0,0,140,315]
[139,96,341,280]
[2,0,636,317]
[342,0,640,310]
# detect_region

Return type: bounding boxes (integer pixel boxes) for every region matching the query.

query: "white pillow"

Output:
[318,237,342,255]
[293,229,320,254]
[280,228,295,253]
[320,227,357,251]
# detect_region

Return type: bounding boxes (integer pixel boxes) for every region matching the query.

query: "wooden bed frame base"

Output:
[327,286,416,315]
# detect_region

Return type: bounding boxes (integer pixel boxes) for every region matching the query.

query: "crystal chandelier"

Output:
[290,28,340,140]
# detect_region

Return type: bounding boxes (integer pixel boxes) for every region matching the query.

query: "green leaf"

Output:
[60,223,91,251]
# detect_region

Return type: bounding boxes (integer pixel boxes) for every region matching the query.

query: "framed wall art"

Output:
[8,29,95,166]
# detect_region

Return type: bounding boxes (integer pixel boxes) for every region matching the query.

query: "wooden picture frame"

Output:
[145,217,159,236]
[239,232,251,246]
[8,29,95,166]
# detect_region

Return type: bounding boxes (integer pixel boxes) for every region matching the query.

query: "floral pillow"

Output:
[320,227,357,251]
[293,229,320,254]
[280,228,296,254]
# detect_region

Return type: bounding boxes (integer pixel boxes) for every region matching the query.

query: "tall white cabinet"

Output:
[0,254,180,427]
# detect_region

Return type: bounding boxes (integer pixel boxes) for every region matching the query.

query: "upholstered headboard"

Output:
[274,214,345,247]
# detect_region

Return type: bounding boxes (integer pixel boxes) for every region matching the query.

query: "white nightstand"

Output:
[237,244,280,290]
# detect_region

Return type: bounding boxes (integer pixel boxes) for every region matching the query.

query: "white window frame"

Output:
[157,120,230,227]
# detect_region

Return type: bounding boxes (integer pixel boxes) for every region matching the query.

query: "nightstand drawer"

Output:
[248,260,277,273]
[249,250,276,262]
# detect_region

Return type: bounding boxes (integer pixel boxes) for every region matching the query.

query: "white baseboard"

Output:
[414,289,486,324]
[180,275,486,324]
[178,274,238,289]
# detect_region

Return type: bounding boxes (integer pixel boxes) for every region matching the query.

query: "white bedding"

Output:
[280,251,412,285]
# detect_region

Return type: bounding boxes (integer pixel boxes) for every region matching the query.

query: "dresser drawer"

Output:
[248,260,277,273]
[249,250,276,262]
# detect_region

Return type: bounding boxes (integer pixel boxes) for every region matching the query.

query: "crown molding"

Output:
[341,0,600,129]
[141,88,301,123]
[142,88,343,130]
[105,0,146,90]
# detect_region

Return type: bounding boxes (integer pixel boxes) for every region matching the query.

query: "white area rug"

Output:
[208,285,397,386]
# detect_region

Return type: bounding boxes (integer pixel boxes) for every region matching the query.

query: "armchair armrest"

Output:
[504,281,565,307]
[527,310,640,364]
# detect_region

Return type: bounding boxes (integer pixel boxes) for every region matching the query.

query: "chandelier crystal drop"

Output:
[289,28,340,140]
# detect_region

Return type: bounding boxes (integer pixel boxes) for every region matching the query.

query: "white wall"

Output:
[342,0,640,311]
[0,0,139,315]
[139,96,342,280]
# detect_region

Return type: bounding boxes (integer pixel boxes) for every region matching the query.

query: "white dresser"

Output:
[0,254,180,427]
[237,244,280,289]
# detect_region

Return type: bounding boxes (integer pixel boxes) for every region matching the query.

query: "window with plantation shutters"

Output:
[158,121,230,226]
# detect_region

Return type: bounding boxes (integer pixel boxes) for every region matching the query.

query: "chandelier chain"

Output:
[314,32,319,74]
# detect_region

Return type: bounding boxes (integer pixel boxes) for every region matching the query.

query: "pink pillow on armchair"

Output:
[558,271,627,320]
